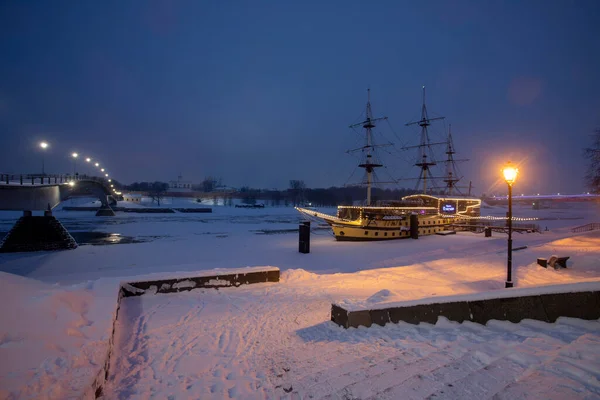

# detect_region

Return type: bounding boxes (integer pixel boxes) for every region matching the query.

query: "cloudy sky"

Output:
[1,0,599,195]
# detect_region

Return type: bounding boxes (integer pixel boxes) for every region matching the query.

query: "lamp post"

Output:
[40,142,48,175]
[502,162,518,288]
[85,157,91,177]
[72,153,78,178]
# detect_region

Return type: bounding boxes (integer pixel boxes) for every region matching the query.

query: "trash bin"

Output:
[484,227,492,237]
[410,214,419,239]
[299,221,310,253]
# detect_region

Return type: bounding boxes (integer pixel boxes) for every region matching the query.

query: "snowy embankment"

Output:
[104,283,600,399]
[0,202,598,398]
[0,273,120,399]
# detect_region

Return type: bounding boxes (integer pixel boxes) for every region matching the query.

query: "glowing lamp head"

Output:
[68,181,75,187]
[72,152,78,158]
[101,168,105,172]
[105,174,108,177]
[40,142,48,149]
[502,162,518,185]
[86,158,91,162]
[95,163,99,167]
[108,179,111,182]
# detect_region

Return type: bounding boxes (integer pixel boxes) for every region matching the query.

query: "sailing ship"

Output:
[296,88,481,241]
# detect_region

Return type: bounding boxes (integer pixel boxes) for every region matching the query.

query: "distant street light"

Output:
[101,168,105,172]
[105,173,109,177]
[72,153,79,177]
[40,142,49,175]
[95,162,99,167]
[86,157,91,162]
[502,162,518,288]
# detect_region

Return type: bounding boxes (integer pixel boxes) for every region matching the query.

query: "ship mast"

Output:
[348,89,387,206]
[444,124,459,195]
[443,124,469,195]
[404,87,445,194]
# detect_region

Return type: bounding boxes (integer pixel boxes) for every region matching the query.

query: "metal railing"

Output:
[451,219,540,233]
[572,223,600,233]
[0,173,101,185]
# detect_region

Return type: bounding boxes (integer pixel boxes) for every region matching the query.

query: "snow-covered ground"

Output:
[0,200,599,399]
[106,282,600,399]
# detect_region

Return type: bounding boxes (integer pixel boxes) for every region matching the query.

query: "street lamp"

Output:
[40,142,49,175]
[72,153,78,177]
[95,162,99,167]
[502,162,518,288]
[101,168,105,172]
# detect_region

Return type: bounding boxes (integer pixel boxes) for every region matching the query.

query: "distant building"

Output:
[169,175,193,192]
[123,193,142,202]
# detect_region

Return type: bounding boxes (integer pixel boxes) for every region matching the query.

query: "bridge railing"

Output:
[572,223,600,233]
[0,173,109,186]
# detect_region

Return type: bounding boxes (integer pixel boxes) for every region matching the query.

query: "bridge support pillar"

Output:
[96,205,116,217]
[0,214,77,253]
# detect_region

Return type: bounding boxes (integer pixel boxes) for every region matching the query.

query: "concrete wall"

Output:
[0,180,112,211]
[0,185,62,211]
[332,290,600,329]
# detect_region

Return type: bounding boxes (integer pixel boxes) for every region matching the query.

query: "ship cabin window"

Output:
[392,232,395,236]
[384,232,387,236]
[365,231,368,235]
[375,231,379,236]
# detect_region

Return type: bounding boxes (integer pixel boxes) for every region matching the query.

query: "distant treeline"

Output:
[123,180,425,207]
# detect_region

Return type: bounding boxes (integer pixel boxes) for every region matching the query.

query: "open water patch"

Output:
[69,232,167,246]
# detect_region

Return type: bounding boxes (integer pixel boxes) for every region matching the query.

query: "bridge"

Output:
[0,173,119,215]
[483,193,600,207]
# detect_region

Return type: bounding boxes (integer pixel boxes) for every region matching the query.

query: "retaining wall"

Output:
[87,267,279,398]
[332,284,600,329]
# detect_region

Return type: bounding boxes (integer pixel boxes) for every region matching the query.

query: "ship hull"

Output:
[331,216,453,241]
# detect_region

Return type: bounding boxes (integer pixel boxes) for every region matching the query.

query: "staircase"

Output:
[269,319,600,400]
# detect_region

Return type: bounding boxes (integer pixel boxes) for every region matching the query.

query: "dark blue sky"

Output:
[1,0,599,195]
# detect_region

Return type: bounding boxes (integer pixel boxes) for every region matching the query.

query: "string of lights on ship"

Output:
[297,207,539,223]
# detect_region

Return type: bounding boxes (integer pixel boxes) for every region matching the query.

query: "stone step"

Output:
[317,347,458,400]
[422,353,527,400]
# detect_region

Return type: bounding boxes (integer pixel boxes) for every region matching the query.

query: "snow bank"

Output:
[0,272,120,399]
[338,281,600,311]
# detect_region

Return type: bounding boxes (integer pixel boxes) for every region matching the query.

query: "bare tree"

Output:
[202,176,218,192]
[150,181,168,206]
[289,180,306,206]
[584,129,600,193]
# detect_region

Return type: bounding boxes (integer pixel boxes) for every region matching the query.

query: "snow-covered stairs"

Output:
[272,318,600,400]
[106,285,600,399]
